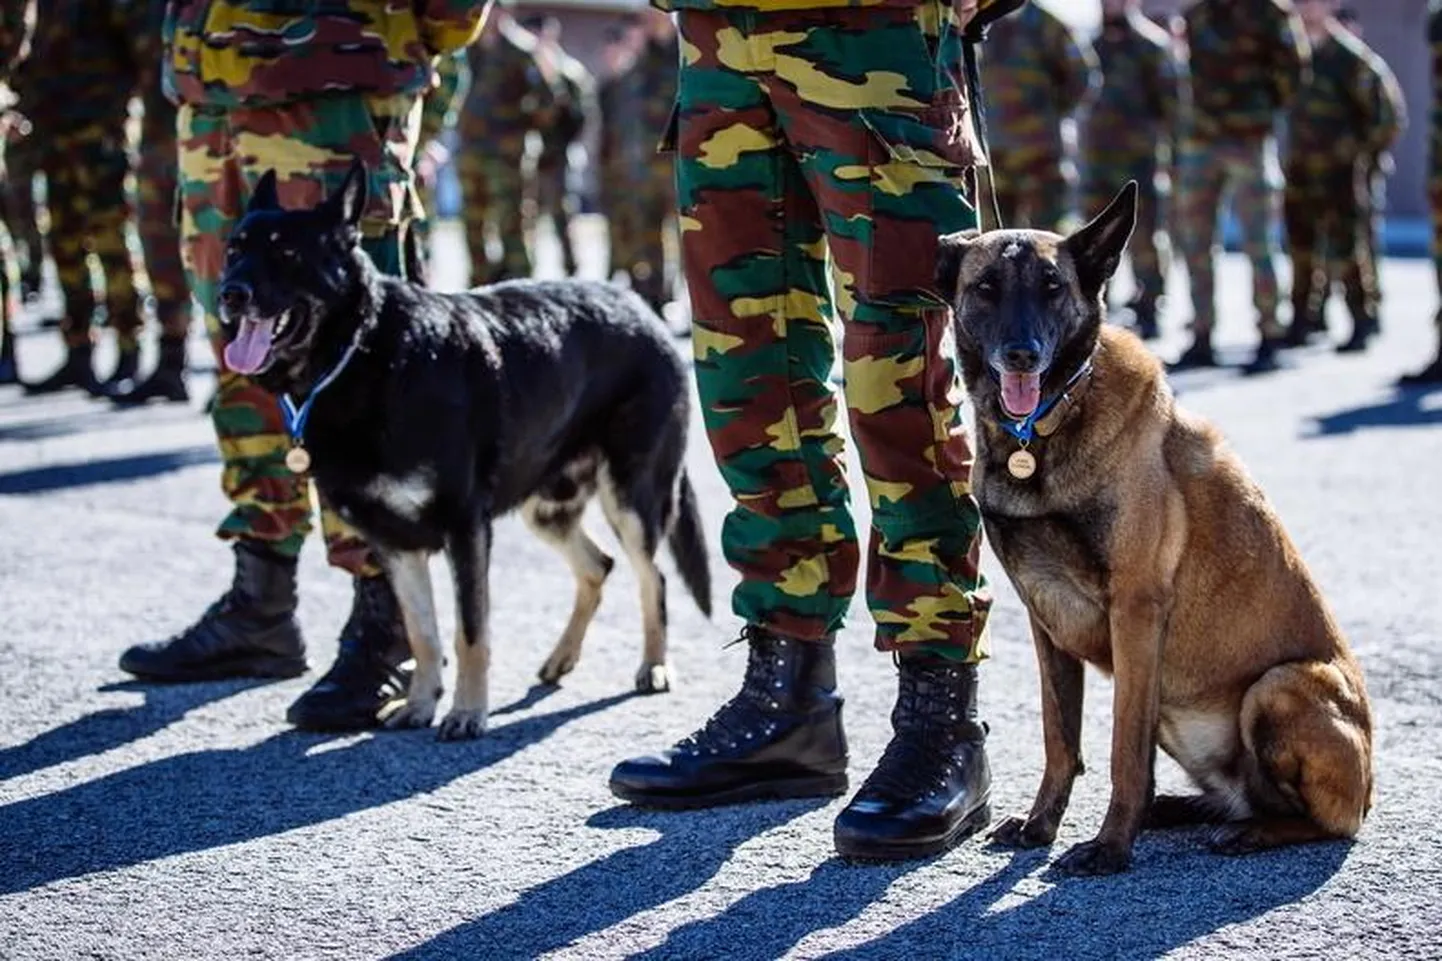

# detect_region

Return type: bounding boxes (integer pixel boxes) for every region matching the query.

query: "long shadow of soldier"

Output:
[0,690,635,897]
[1307,380,1442,437]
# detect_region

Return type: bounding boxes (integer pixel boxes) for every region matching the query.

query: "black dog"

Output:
[217,159,711,740]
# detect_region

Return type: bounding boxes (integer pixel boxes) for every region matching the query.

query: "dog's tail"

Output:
[668,470,713,618]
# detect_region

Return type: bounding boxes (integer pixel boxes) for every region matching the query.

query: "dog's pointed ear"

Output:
[327,158,368,235]
[1063,181,1137,295]
[935,229,979,303]
[248,169,280,212]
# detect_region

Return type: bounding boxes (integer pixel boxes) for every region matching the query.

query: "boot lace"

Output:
[674,626,789,757]
[858,661,975,802]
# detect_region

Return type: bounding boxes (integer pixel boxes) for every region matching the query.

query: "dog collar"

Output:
[278,336,363,474]
[999,359,1095,446]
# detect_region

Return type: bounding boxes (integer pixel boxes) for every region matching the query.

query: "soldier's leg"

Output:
[1232,137,1285,371]
[1283,163,1323,345]
[114,84,193,405]
[87,127,146,386]
[3,137,44,300]
[1336,164,1379,353]
[1173,136,1226,365]
[631,181,671,313]
[23,138,101,395]
[487,155,532,281]
[990,148,1023,228]
[1036,164,1070,234]
[1127,162,1165,338]
[457,146,493,286]
[1401,158,1442,382]
[0,218,17,383]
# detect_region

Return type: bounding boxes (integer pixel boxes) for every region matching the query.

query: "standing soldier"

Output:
[616,8,678,314]
[16,0,145,396]
[597,17,642,287]
[1080,0,1183,340]
[983,2,1099,232]
[413,49,470,284]
[1171,0,1309,374]
[110,0,196,405]
[609,0,1015,862]
[1,117,39,303]
[1282,0,1404,355]
[525,14,592,277]
[0,0,33,386]
[1404,0,1442,385]
[116,0,491,733]
[457,6,554,285]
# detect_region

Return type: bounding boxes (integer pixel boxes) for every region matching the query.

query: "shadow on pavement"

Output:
[0,446,218,494]
[390,799,835,961]
[0,679,266,783]
[0,691,634,896]
[1307,383,1442,437]
[818,834,1352,960]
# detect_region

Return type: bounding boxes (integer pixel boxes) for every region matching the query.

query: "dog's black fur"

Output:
[217,159,711,740]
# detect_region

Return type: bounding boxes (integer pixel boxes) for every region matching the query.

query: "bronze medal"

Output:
[285,445,312,474]
[1007,448,1037,480]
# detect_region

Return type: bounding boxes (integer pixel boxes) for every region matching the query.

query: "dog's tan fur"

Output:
[940,185,1374,874]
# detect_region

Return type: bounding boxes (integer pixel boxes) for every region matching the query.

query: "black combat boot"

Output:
[609,626,849,808]
[834,654,991,862]
[98,345,140,394]
[1242,335,1284,375]
[1167,336,1217,371]
[23,343,102,396]
[110,337,189,405]
[284,572,413,732]
[1399,352,1442,386]
[1335,315,1379,354]
[119,541,307,681]
[1128,298,1160,341]
[0,331,17,385]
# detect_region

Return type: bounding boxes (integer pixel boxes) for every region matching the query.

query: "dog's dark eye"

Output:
[1043,275,1065,297]
[971,277,1000,301]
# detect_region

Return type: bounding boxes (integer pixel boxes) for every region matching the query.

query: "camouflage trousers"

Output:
[534,149,578,275]
[1,135,43,295]
[990,147,1071,233]
[1284,159,1378,328]
[43,124,143,349]
[1176,134,1284,339]
[137,85,190,340]
[613,167,676,312]
[457,146,530,284]
[675,3,991,657]
[178,94,422,574]
[1083,156,1169,308]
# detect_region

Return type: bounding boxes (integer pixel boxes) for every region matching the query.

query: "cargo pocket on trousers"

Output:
[856,103,976,309]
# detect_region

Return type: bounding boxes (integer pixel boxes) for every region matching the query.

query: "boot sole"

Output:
[609,772,849,810]
[834,801,993,864]
[120,654,308,684]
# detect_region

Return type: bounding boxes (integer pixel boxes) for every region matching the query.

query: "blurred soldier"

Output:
[16,0,145,396]
[597,18,642,286]
[1402,1,1442,385]
[0,0,34,386]
[1081,0,1183,339]
[1,120,39,302]
[524,14,593,277]
[458,6,554,285]
[983,2,1099,232]
[1172,0,1309,374]
[616,8,678,313]
[1282,0,1404,355]
[110,0,196,405]
[116,0,490,733]
[413,49,469,284]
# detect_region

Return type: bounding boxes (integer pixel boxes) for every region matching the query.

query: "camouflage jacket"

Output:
[619,33,678,176]
[539,49,595,156]
[1081,10,1182,167]
[420,49,468,150]
[0,0,33,81]
[1287,22,1404,167]
[163,0,489,109]
[649,0,927,12]
[12,0,139,133]
[983,4,1099,159]
[1183,0,1310,143]
[459,19,554,152]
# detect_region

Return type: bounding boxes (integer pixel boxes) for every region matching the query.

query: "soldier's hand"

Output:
[954,0,979,31]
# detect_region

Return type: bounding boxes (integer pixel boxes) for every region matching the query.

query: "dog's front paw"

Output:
[1054,838,1133,876]
[538,649,579,686]
[381,695,438,730]
[1207,823,1268,856]
[634,661,670,694]
[437,708,489,741]
[989,815,1057,849]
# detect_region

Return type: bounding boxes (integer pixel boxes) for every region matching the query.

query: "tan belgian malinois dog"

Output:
[935,183,1374,875]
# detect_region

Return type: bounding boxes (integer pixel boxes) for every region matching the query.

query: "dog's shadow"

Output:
[0,690,635,897]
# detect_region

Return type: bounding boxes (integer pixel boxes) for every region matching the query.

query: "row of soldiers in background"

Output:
[0,0,192,402]
[985,0,1405,375]
[437,4,679,315]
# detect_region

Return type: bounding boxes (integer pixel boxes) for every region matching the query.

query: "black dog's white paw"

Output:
[437,709,488,741]
[634,662,670,694]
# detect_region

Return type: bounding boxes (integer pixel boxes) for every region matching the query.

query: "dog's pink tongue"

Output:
[1001,371,1042,418]
[224,319,274,375]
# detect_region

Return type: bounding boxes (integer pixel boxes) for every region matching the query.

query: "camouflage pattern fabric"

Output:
[981,3,1098,232]
[1284,21,1404,331]
[413,49,469,280]
[178,95,422,572]
[0,131,41,297]
[534,49,592,276]
[458,18,554,283]
[1080,8,1182,311]
[15,0,143,348]
[1175,0,1309,339]
[0,0,32,353]
[620,30,680,311]
[597,68,632,279]
[674,2,991,657]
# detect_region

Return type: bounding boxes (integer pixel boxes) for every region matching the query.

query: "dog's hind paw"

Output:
[538,650,579,686]
[635,662,670,694]
[989,815,1057,849]
[1207,823,1271,856]
[437,709,489,741]
[381,697,437,731]
[1053,839,1132,876]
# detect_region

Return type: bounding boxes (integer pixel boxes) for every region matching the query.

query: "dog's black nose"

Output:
[219,282,252,315]
[1003,341,1042,372]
